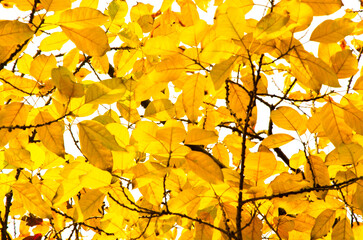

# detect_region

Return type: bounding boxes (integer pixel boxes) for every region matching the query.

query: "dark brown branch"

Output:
[0,112,72,130]
[242,176,363,205]
[1,169,22,240]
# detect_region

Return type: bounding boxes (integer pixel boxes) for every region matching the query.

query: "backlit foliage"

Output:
[1,0,363,239]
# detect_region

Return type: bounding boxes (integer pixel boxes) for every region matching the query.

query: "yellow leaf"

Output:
[290,49,340,90]
[180,20,209,47]
[62,26,110,57]
[195,212,214,240]
[212,143,230,167]
[271,106,307,134]
[302,0,343,16]
[256,11,290,39]
[261,134,294,148]
[343,102,363,135]
[326,143,363,167]
[318,43,341,64]
[0,20,33,46]
[305,155,330,187]
[91,55,109,74]
[59,7,108,29]
[245,152,278,183]
[40,0,71,11]
[330,50,358,79]
[275,0,313,32]
[310,18,355,43]
[34,110,65,157]
[319,101,352,146]
[1,74,39,96]
[144,99,175,121]
[30,54,57,83]
[108,0,128,26]
[156,120,186,150]
[78,120,124,151]
[105,123,129,148]
[78,122,115,171]
[210,56,237,90]
[184,128,218,145]
[182,74,206,122]
[16,54,33,75]
[311,209,336,239]
[4,148,33,169]
[52,178,84,206]
[332,218,354,240]
[79,163,112,188]
[200,39,240,64]
[51,66,84,98]
[63,48,79,71]
[270,172,309,194]
[80,0,99,8]
[39,32,69,52]
[116,101,140,124]
[0,102,32,148]
[74,189,105,222]
[227,81,250,121]
[85,78,126,104]
[113,49,141,77]
[241,217,263,240]
[185,151,223,184]
[215,7,247,40]
[12,182,52,218]
[143,35,179,56]
[168,186,206,216]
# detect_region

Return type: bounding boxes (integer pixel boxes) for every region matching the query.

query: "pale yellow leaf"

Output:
[34,111,65,156]
[62,26,110,57]
[184,128,218,145]
[261,134,294,148]
[311,209,336,239]
[0,20,33,46]
[185,151,223,184]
